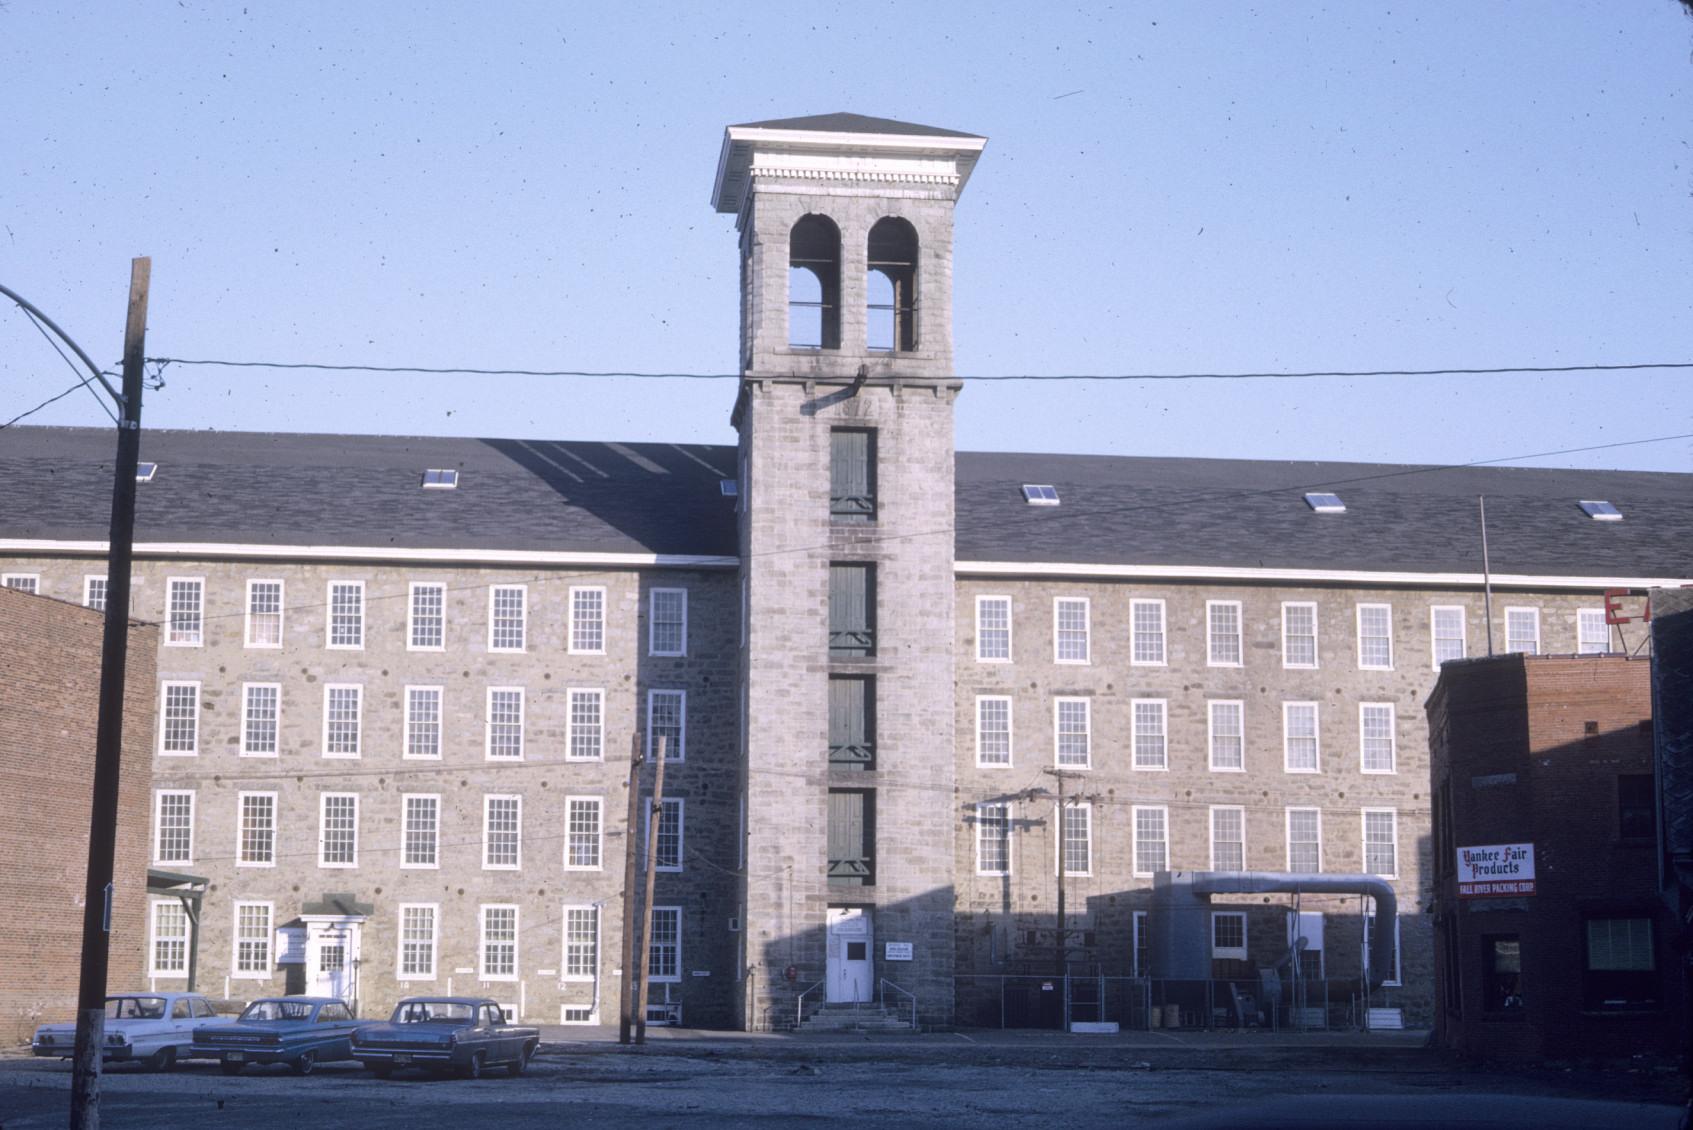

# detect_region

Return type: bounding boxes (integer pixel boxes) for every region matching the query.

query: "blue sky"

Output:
[2,1,1688,470]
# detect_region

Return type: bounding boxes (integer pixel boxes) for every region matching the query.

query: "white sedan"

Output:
[32,992,235,1071]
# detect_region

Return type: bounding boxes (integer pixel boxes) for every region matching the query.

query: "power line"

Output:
[18,308,119,424]
[145,357,1693,382]
[0,375,96,431]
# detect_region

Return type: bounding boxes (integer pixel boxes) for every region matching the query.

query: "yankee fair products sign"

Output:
[1456,843,1536,897]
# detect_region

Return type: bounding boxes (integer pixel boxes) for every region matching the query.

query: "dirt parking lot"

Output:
[3,1029,1683,1128]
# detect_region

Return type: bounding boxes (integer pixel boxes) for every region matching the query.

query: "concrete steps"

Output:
[799,1004,914,1032]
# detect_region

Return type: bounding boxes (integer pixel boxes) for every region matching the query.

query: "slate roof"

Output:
[731,112,983,140]
[2,427,1689,579]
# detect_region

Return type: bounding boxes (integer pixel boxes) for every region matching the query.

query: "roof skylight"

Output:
[1579,500,1622,522]
[719,479,739,497]
[1021,484,1060,506]
[135,462,158,482]
[1304,491,1346,514]
[421,468,459,490]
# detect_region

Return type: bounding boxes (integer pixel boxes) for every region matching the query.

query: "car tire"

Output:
[507,1043,533,1078]
[292,1051,316,1077]
[463,1050,486,1080]
[145,1046,177,1072]
[371,1062,393,1079]
[220,1060,245,1076]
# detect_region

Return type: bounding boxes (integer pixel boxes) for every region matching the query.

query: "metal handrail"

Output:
[794,978,826,1031]
[879,978,917,1031]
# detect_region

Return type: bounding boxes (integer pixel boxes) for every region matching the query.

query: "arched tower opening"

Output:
[788,214,841,350]
[866,217,918,353]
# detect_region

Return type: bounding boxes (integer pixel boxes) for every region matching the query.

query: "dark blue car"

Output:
[350,997,540,1079]
[190,996,363,1076]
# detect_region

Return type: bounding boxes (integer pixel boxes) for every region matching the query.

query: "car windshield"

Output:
[105,997,167,1020]
[239,1000,316,1022]
[391,1000,476,1024]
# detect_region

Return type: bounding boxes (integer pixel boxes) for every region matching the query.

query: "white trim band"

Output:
[0,539,736,570]
[954,559,1691,591]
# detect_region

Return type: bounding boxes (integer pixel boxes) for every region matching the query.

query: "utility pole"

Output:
[70,257,149,1130]
[1043,768,1071,979]
[634,736,668,1044]
[617,735,645,1045]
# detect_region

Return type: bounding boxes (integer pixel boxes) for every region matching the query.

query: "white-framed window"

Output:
[327,580,364,649]
[154,790,194,864]
[1210,806,1246,870]
[1061,802,1092,876]
[323,684,362,758]
[565,796,603,870]
[648,906,681,982]
[644,797,684,873]
[1212,911,1248,961]
[232,901,273,978]
[647,689,685,761]
[976,802,1012,875]
[1578,607,1610,654]
[397,904,438,980]
[1356,603,1393,670]
[649,587,688,656]
[159,681,200,755]
[479,905,519,981]
[1207,600,1243,666]
[486,687,525,760]
[1054,597,1089,664]
[401,794,440,868]
[83,575,108,611]
[1054,697,1091,769]
[976,595,1012,662]
[484,794,522,870]
[1431,605,1467,668]
[1363,808,1398,877]
[1360,703,1396,774]
[569,586,606,654]
[1286,807,1322,872]
[404,686,443,759]
[236,792,277,867]
[245,579,284,648]
[1132,805,1169,877]
[409,582,446,650]
[1281,602,1317,668]
[318,792,359,868]
[563,905,600,982]
[1131,699,1168,771]
[165,577,203,646]
[150,900,189,976]
[1364,912,1403,987]
[567,688,604,761]
[1505,606,1540,655]
[969,696,1008,767]
[1208,700,1245,772]
[241,683,280,757]
[1283,702,1320,773]
[1130,598,1167,665]
[488,585,527,652]
[2,572,40,594]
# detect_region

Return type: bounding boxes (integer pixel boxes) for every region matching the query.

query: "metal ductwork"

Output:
[1150,870,1398,989]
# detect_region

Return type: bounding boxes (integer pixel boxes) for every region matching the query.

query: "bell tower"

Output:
[712,113,986,1029]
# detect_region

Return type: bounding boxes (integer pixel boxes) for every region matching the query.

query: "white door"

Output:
[1286,911,1324,980]
[825,907,873,1003]
[308,927,354,1001]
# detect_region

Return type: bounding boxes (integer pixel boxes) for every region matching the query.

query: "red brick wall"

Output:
[0,586,157,1041]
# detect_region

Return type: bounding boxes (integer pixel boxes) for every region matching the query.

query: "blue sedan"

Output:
[191,996,363,1076]
[350,997,540,1079]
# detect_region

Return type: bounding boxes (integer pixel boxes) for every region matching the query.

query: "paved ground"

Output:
[2,1029,1685,1128]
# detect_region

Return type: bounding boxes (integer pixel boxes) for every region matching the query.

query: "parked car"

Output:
[191,996,363,1076]
[32,992,236,1071]
[350,997,540,1079]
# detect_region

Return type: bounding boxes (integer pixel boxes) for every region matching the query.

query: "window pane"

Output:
[978,597,1011,661]
[411,584,445,648]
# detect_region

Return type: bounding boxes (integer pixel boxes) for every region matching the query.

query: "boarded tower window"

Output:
[828,563,875,657]
[867,217,918,352]
[789,215,841,349]
[828,675,875,770]
[829,428,876,523]
[827,789,875,886]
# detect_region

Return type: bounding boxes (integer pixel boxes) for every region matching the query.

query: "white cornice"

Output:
[953,559,1690,591]
[0,539,737,570]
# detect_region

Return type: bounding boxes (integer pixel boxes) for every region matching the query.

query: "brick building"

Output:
[1427,653,1682,1060]
[0,585,157,1040]
[2,114,1691,1030]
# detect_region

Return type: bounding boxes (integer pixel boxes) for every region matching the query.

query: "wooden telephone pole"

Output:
[617,736,645,1044]
[634,736,668,1044]
[69,258,150,1130]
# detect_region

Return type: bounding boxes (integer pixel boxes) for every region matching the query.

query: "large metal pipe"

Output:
[1150,871,1398,989]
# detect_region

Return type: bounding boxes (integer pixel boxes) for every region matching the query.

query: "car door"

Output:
[480,1005,505,1060]
[169,998,194,1047]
